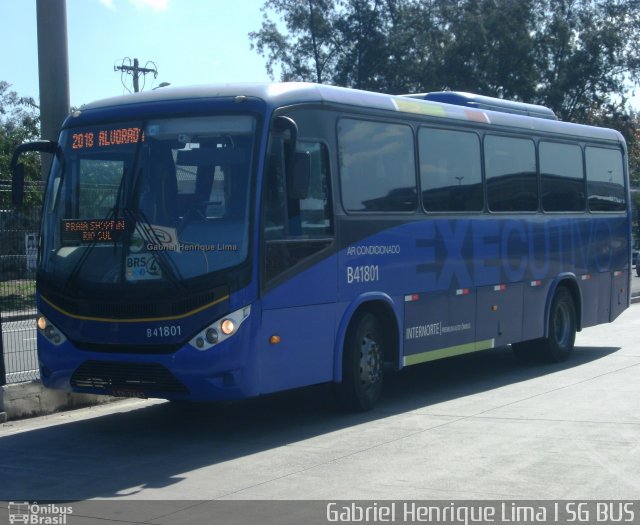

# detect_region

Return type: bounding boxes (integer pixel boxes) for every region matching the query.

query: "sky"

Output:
[1,0,639,112]
[1,0,274,108]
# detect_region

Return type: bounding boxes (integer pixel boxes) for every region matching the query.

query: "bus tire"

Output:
[541,286,576,362]
[636,266,640,277]
[336,311,384,411]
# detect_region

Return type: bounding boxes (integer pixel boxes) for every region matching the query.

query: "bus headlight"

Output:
[37,314,67,346]
[190,305,250,351]
[220,319,235,335]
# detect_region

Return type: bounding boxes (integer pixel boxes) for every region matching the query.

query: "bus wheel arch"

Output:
[514,277,580,363]
[333,297,400,410]
[546,277,582,335]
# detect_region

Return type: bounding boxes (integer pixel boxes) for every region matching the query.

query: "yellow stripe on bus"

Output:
[392,98,447,117]
[403,339,495,366]
[40,293,229,323]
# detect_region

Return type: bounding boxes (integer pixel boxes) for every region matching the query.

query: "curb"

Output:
[1,381,116,421]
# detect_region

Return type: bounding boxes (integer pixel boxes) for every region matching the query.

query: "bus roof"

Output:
[79,82,623,144]
[403,91,558,120]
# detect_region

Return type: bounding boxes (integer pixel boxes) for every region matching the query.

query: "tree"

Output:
[249,0,341,83]
[531,0,640,121]
[250,0,640,120]
[435,0,538,100]
[0,81,42,211]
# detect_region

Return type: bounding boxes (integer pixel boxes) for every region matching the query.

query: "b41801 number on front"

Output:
[147,325,182,338]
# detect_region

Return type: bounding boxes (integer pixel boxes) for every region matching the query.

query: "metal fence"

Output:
[1,204,42,385]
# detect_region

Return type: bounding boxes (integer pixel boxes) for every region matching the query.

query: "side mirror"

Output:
[271,115,298,164]
[288,151,311,200]
[12,163,25,207]
[9,140,58,209]
[271,116,310,199]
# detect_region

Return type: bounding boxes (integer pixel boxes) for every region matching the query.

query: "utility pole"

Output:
[36,0,70,180]
[114,58,158,93]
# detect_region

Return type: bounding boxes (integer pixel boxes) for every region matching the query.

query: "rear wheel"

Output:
[542,287,576,362]
[512,286,576,363]
[336,312,384,411]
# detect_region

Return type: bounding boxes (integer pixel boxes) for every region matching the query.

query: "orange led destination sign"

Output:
[61,219,131,245]
[71,127,145,150]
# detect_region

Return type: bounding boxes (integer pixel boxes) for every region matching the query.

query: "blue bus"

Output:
[11,83,631,410]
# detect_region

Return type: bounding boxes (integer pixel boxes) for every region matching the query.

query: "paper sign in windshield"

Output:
[126,253,162,281]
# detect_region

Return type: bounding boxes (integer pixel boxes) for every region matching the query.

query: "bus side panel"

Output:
[258,252,338,394]
[403,291,475,359]
[258,304,335,394]
[610,269,629,322]
[521,280,549,341]
[578,272,614,329]
[597,272,612,323]
[476,282,523,346]
[579,275,600,328]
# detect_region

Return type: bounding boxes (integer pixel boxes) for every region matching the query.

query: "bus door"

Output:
[258,131,337,393]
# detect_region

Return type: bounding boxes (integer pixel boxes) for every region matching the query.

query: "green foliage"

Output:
[531,0,640,122]
[249,0,340,83]
[0,81,42,211]
[0,279,36,311]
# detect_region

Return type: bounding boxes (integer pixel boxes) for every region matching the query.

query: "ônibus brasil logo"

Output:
[8,502,73,525]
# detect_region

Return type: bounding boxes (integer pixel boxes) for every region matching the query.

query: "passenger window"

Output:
[586,147,625,212]
[419,128,483,212]
[485,135,537,212]
[540,142,585,212]
[338,119,416,212]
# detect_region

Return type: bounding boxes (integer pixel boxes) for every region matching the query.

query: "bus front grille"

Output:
[70,360,189,394]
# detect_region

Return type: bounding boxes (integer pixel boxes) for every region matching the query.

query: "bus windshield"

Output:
[41,115,256,292]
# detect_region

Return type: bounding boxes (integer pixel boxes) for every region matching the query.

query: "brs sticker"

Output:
[126,253,162,281]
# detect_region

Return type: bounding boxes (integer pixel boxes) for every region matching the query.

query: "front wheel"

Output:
[335,312,384,411]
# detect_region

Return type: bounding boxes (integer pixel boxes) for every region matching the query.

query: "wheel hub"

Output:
[360,335,381,387]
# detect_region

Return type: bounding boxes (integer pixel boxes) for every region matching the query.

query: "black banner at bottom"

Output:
[0,500,638,525]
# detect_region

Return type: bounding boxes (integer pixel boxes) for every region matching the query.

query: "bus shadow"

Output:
[0,344,620,500]
[380,344,619,411]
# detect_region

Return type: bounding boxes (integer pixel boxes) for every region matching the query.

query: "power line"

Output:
[114,57,158,93]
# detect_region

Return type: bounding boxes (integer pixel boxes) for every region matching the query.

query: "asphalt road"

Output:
[1,301,639,515]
